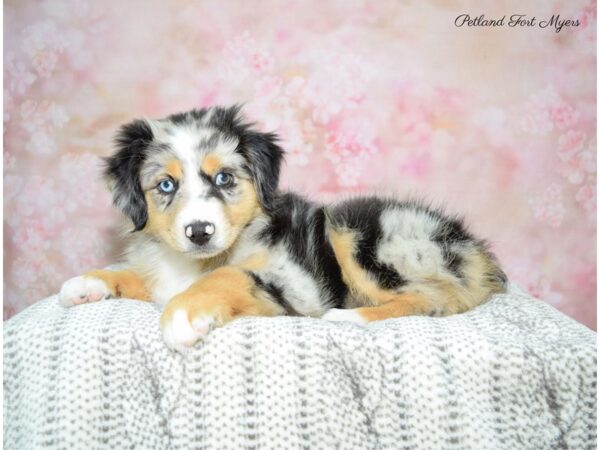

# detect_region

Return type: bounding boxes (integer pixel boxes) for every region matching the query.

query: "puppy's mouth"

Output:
[183,245,225,259]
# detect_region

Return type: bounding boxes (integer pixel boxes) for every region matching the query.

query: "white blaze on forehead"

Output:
[169,127,205,169]
[162,127,213,199]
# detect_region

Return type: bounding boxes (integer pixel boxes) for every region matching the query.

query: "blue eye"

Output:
[158,179,176,193]
[215,172,233,187]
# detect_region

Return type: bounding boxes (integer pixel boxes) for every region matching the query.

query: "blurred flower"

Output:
[399,152,430,178]
[4,151,17,172]
[472,106,509,146]
[57,226,112,274]
[5,53,37,96]
[557,130,586,162]
[550,103,580,130]
[47,102,69,128]
[520,86,561,135]
[21,20,66,77]
[18,100,69,156]
[279,120,314,167]
[10,253,61,302]
[521,109,553,135]
[324,121,379,187]
[575,184,596,212]
[32,49,58,78]
[559,149,596,184]
[579,143,597,174]
[3,174,23,204]
[25,130,57,156]
[300,47,373,124]
[218,32,275,84]
[528,184,566,227]
[12,220,52,255]
[4,89,13,124]
[5,153,108,231]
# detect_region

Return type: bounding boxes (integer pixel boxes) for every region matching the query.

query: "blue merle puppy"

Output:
[59,105,507,350]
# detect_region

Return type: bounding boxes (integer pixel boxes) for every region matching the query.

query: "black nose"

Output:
[185,221,215,246]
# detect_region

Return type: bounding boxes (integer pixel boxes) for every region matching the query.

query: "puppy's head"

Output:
[104,105,284,258]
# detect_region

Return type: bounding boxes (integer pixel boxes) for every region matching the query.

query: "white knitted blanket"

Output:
[3,286,596,449]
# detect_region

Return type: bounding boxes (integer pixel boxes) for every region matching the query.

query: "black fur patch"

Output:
[260,193,348,308]
[104,119,154,231]
[199,172,227,202]
[208,105,284,212]
[328,197,407,290]
[236,131,283,211]
[443,249,464,279]
[198,133,220,150]
[167,108,209,126]
[432,217,472,243]
[432,216,472,279]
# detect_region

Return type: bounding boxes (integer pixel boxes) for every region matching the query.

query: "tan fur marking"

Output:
[222,179,261,246]
[356,292,430,321]
[413,276,469,315]
[465,250,506,295]
[403,248,506,317]
[235,252,269,271]
[328,229,396,306]
[160,266,281,327]
[85,269,151,301]
[144,192,181,248]
[165,159,182,180]
[201,154,222,176]
[456,249,506,309]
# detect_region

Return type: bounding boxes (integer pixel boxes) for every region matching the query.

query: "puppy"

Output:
[59,105,507,350]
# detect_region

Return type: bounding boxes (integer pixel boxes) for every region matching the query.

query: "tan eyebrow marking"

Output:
[165,159,182,180]
[201,154,222,176]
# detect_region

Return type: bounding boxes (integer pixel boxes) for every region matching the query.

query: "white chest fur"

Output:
[125,237,208,305]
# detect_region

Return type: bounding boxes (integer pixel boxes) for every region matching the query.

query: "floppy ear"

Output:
[241,131,284,211]
[103,119,153,231]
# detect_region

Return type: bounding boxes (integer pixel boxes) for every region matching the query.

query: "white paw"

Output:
[58,275,112,307]
[321,308,367,324]
[161,309,215,352]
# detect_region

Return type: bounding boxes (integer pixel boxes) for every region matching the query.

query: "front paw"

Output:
[59,275,113,307]
[160,295,229,352]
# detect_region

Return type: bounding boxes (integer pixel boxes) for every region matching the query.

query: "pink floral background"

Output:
[4,1,597,329]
